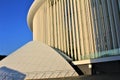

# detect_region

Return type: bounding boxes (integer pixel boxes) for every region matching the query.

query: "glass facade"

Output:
[35,0,120,61]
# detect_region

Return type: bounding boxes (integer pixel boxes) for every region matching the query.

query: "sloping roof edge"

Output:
[0,41,78,79]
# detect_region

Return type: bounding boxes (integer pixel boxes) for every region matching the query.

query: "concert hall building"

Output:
[0,0,120,79]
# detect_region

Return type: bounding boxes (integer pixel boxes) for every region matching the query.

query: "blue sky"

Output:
[0,0,34,55]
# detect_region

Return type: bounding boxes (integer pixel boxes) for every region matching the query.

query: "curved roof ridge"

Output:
[27,0,46,31]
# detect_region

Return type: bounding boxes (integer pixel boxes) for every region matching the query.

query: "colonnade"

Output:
[33,0,120,61]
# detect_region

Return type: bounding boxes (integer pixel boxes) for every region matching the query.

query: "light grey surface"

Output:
[0,41,78,79]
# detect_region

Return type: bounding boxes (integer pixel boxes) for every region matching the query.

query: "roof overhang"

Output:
[27,0,46,31]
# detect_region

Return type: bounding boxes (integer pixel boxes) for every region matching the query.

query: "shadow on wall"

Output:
[0,66,26,80]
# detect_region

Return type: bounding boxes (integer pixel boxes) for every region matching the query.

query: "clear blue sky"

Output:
[0,0,34,55]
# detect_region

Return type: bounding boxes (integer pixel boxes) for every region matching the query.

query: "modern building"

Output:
[0,0,120,80]
[30,0,120,60]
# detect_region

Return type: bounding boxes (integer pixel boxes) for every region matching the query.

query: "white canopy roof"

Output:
[0,41,78,79]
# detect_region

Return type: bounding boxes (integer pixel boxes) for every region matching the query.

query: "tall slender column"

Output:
[107,0,118,49]
[56,0,61,49]
[51,1,55,47]
[90,0,100,57]
[81,0,90,59]
[67,0,74,59]
[85,0,95,56]
[53,1,58,48]
[88,0,96,58]
[64,0,71,57]
[101,0,112,50]
[95,0,104,52]
[73,0,81,60]
[69,0,77,60]
[58,0,64,51]
[61,0,67,54]
[44,3,47,44]
[77,0,85,59]
[47,0,51,46]
[111,0,120,48]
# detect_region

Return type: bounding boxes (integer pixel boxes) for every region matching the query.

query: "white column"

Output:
[73,0,81,60]
[81,0,90,58]
[65,0,73,58]
[53,1,58,48]
[64,0,71,57]
[85,0,95,56]
[60,0,67,53]
[77,0,85,59]
[50,1,54,47]
[56,0,61,49]
[69,0,77,60]
[47,0,51,46]
[88,0,96,58]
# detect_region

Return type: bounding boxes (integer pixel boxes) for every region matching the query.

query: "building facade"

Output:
[0,0,120,79]
[28,0,120,61]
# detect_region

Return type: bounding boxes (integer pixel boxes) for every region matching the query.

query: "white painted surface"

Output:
[0,41,78,79]
[73,56,120,65]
